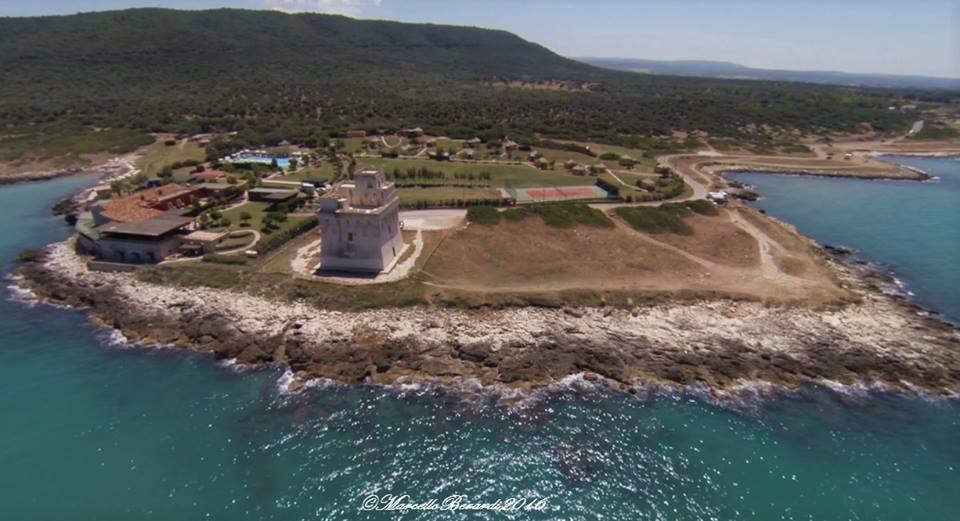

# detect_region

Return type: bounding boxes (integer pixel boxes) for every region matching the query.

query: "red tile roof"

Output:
[99,184,192,223]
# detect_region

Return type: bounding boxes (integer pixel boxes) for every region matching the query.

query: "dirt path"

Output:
[606,212,723,273]
[589,156,709,210]
[605,207,814,291]
[726,209,808,286]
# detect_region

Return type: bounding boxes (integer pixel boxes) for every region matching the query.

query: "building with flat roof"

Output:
[78,183,227,264]
[80,215,194,263]
[316,169,405,273]
[248,188,299,203]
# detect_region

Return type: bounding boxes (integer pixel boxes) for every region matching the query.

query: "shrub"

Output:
[202,254,247,265]
[614,206,694,235]
[504,204,613,229]
[256,218,318,254]
[595,178,620,197]
[679,199,719,216]
[466,206,501,225]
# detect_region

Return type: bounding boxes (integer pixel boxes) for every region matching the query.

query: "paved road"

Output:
[590,154,710,210]
[159,230,261,264]
[400,209,467,230]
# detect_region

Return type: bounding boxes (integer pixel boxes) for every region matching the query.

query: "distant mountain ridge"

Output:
[0,9,918,146]
[580,57,960,91]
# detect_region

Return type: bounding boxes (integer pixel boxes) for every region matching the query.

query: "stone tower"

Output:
[316,169,406,273]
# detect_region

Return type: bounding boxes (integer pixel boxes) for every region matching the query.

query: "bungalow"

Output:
[503,139,519,152]
[618,155,637,169]
[563,160,578,170]
[535,157,551,170]
[571,165,588,176]
[588,163,608,175]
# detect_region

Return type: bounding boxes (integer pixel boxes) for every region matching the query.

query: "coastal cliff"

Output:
[15,241,960,397]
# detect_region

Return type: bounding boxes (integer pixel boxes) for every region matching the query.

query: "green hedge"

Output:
[466,206,501,225]
[256,218,318,255]
[595,178,620,197]
[202,253,248,265]
[504,203,613,229]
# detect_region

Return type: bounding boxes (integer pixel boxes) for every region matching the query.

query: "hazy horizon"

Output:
[1,0,957,79]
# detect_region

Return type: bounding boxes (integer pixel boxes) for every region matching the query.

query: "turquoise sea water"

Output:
[729,156,960,323]
[1,170,958,520]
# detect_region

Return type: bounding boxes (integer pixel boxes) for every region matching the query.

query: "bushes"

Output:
[466,206,501,225]
[202,254,248,265]
[595,178,620,198]
[614,206,694,235]
[255,218,318,255]
[400,197,512,209]
[679,199,719,216]
[504,204,613,229]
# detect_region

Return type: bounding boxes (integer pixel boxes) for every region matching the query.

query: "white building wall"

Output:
[316,170,405,273]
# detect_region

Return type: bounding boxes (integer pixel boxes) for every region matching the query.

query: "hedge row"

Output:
[256,218,318,255]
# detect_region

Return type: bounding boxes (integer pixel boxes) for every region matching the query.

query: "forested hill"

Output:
[0,9,917,149]
[0,8,592,80]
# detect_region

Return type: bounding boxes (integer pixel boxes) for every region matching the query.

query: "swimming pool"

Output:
[227,153,291,169]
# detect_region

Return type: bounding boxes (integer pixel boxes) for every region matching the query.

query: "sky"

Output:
[1,0,957,78]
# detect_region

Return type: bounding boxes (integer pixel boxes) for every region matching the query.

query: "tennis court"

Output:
[504,185,613,203]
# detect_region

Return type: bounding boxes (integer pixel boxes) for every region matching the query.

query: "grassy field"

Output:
[135,138,206,178]
[502,204,614,229]
[219,201,312,233]
[275,164,337,182]
[613,206,695,235]
[397,186,503,206]
[359,157,595,188]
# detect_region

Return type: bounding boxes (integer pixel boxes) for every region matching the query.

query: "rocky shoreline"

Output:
[13,241,960,398]
[0,167,89,185]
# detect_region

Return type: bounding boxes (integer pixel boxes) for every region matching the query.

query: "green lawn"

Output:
[397,186,503,206]
[219,202,311,233]
[359,157,596,188]
[341,137,369,153]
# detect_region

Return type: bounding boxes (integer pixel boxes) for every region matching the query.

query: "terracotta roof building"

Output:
[92,184,201,225]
